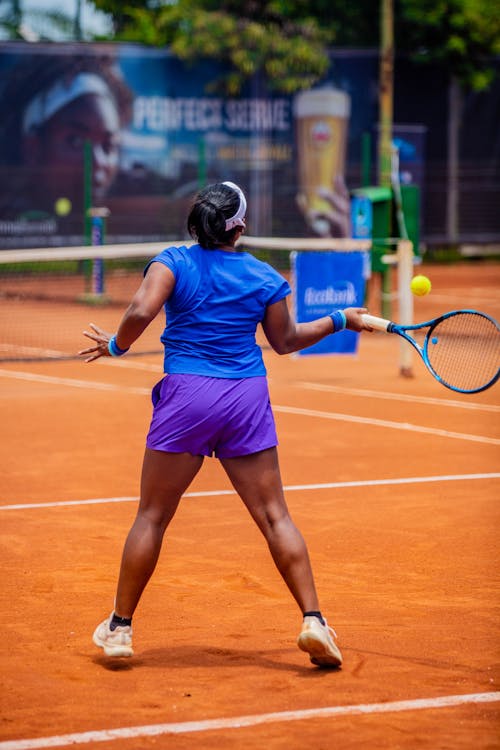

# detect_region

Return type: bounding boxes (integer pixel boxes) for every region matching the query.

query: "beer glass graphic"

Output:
[294,87,351,235]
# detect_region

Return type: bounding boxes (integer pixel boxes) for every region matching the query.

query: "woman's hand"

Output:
[344,308,373,332]
[77,263,175,363]
[78,323,113,362]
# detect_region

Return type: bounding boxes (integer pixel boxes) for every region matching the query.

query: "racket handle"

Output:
[362,314,393,332]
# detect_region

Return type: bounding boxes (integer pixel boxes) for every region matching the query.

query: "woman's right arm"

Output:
[79,262,175,362]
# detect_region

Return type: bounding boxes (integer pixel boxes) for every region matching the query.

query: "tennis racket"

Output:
[362,309,500,394]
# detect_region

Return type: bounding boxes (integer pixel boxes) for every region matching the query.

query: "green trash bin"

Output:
[400,184,420,260]
[351,184,420,317]
[351,184,420,263]
[351,186,392,273]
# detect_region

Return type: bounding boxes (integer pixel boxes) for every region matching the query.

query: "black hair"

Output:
[0,53,133,164]
[187,183,243,249]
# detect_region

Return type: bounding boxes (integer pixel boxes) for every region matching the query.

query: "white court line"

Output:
[1,473,498,511]
[98,358,160,372]
[0,344,71,358]
[0,368,150,395]
[297,381,500,413]
[1,364,498,413]
[1,369,498,445]
[0,346,162,371]
[273,404,500,446]
[0,692,498,750]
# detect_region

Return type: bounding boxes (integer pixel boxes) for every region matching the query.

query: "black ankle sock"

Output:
[110,613,132,631]
[303,610,325,626]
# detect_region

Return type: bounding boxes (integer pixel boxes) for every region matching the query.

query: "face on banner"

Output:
[23,93,122,203]
[0,49,133,244]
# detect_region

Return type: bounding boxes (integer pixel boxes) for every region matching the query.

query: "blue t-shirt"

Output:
[146,244,291,377]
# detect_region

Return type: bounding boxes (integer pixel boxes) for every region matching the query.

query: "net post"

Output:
[81,207,111,305]
[397,239,414,377]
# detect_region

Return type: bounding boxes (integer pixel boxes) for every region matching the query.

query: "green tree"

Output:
[91,0,149,35]
[0,0,23,39]
[91,0,335,93]
[89,0,500,93]
[396,0,500,91]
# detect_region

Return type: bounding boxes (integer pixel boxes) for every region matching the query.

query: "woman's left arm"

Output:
[262,297,371,355]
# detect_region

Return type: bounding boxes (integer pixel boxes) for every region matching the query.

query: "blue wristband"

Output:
[329,310,347,333]
[108,335,129,357]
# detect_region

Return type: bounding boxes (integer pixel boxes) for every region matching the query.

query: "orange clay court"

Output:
[0,262,499,749]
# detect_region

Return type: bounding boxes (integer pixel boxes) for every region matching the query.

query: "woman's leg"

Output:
[220,447,342,667]
[114,448,204,618]
[219,447,320,614]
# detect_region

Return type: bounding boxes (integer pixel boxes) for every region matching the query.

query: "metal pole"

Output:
[74,0,82,41]
[378,0,394,188]
[361,132,371,187]
[83,140,92,244]
[378,0,394,318]
[198,137,207,189]
[397,239,414,377]
[446,77,461,244]
[87,207,110,302]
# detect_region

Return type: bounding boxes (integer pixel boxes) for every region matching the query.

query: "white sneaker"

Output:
[297,616,343,667]
[93,613,133,657]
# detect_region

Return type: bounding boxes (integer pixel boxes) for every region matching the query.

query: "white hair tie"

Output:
[223,181,247,231]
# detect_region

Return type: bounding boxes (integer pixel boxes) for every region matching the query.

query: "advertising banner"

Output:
[292,250,369,356]
[0,43,379,248]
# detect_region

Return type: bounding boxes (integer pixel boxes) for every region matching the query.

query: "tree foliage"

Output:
[396,0,500,91]
[90,0,500,93]
[92,0,334,93]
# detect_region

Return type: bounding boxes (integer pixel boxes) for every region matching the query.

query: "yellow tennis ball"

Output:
[54,197,72,216]
[410,275,432,296]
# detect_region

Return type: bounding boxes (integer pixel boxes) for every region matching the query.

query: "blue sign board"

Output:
[292,250,368,356]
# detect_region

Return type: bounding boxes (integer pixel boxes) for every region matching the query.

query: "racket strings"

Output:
[425,313,500,392]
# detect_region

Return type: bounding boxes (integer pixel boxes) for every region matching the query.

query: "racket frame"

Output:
[362,309,500,394]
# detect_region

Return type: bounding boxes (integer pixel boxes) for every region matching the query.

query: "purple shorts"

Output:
[146,374,278,458]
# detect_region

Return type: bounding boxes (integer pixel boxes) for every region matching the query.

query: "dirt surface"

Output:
[1,263,499,749]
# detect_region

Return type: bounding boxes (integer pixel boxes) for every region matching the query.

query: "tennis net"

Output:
[0,236,401,364]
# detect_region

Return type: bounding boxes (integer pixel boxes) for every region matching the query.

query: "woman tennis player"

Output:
[79,181,371,668]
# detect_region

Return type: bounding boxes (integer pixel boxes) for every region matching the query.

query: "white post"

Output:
[397,239,414,377]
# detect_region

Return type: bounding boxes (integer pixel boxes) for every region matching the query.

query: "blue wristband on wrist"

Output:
[329,310,347,333]
[108,335,129,357]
